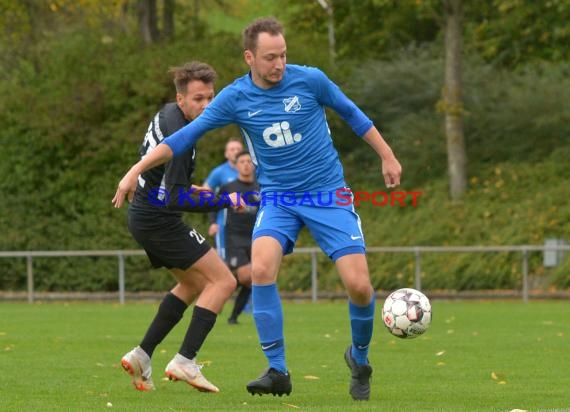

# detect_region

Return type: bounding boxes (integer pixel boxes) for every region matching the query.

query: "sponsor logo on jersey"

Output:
[262,121,302,147]
[248,109,263,117]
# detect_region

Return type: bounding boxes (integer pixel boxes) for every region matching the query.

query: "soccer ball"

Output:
[382,288,432,339]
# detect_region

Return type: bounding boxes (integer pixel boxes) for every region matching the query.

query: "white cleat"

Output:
[120,346,155,391]
[165,353,220,393]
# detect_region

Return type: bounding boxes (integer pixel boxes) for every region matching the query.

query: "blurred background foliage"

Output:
[0,0,569,294]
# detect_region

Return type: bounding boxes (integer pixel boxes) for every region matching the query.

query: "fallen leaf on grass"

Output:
[491,371,507,384]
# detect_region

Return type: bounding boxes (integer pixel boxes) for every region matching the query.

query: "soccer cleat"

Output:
[121,346,155,391]
[344,346,372,401]
[227,317,238,325]
[165,353,220,393]
[246,368,292,397]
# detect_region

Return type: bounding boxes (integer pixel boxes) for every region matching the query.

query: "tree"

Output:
[466,0,570,68]
[441,0,467,200]
[136,0,177,44]
[138,0,159,44]
[163,0,174,39]
[315,0,336,67]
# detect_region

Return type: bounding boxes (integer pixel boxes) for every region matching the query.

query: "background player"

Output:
[219,151,259,324]
[203,137,243,259]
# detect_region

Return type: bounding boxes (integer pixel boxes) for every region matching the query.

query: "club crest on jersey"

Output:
[283,96,301,113]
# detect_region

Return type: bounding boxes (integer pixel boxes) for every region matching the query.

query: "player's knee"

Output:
[347,282,374,304]
[251,262,277,282]
[227,274,238,292]
[237,267,252,286]
[216,272,237,298]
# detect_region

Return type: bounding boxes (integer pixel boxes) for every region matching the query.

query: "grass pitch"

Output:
[0,300,569,411]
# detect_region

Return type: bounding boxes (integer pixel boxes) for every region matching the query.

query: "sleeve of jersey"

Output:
[311,68,373,137]
[204,168,221,190]
[163,89,236,156]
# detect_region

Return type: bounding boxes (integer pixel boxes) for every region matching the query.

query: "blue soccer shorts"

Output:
[251,191,365,261]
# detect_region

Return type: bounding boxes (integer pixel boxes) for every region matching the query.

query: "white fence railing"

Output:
[1,245,569,304]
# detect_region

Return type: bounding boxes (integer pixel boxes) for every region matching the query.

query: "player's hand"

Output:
[228,192,246,212]
[190,184,212,194]
[382,156,402,189]
[112,169,138,208]
[208,223,219,236]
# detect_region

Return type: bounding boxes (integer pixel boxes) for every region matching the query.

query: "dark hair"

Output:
[235,150,251,161]
[168,61,217,94]
[243,17,284,53]
[227,136,242,144]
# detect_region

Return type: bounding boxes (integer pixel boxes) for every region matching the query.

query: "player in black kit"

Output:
[219,151,259,324]
[118,62,240,393]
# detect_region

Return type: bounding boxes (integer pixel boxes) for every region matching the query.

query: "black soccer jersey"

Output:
[220,179,260,246]
[130,103,228,215]
[130,103,193,214]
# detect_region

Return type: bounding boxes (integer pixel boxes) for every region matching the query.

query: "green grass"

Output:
[1,300,569,411]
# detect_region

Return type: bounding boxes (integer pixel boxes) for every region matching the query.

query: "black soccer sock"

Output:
[139,292,187,357]
[179,306,217,360]
[230,285,252,320]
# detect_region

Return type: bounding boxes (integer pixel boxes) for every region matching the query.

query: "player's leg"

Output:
[228,262,252,324]
[121,274,204,392]
[139,275,204,359]
[336,254,375,400]
[122,214,204,391]
[165,248,237,393]
[246,205,300,396]
[336,253,376,364]
[246,236,292,396]
[303,202,374,400]
[226,246,252,324]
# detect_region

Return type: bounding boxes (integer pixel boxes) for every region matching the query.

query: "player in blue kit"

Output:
[113,17,402,401]
[203,137,243,259]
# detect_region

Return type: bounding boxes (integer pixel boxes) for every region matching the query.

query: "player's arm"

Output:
[112,144,174,208]
[362,127,402,188]
[311,68,402,188]
[113,107,222,208]
[113,89,234,208]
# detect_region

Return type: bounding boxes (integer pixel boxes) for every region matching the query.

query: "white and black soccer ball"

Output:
[382,288,432,339]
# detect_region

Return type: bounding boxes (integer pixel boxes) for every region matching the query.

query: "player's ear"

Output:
[175,92,184,106]
[244,50,254,66]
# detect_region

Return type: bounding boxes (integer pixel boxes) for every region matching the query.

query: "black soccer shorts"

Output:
[128,210,211,270]
[225,244,252,270]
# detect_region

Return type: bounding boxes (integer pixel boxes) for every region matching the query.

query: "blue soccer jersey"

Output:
[164,64,373,194]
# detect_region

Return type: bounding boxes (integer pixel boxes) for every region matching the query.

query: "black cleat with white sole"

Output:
[246,368,292,396]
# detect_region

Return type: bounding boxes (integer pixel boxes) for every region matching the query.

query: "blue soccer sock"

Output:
[349,295,375,365]
[252,283,287,373]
